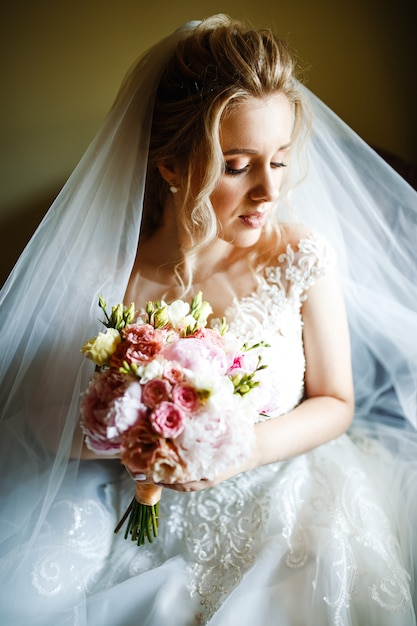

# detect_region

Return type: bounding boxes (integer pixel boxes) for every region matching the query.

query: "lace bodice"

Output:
[13,231,416,626]
[169,232,337,622]
[213,232,335,419]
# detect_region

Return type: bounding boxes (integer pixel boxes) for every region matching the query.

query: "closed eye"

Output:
[224,161,287,175]
[224,163,250,175]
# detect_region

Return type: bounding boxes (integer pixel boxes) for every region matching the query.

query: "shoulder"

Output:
[280,223,335,269]
[268,223,336,298]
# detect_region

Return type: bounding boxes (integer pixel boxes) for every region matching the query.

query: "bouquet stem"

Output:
[114,483,162,546]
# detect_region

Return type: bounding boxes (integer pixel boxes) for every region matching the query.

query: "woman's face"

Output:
[210,93,293,248]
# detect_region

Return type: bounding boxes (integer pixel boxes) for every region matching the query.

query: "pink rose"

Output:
[189,327,225,348]
[163,361,186,385]
[122,323,165,350]
[172,383,200,412]
[142,378,172,408]
[110,323,166,367]
[80,369,145,454]
[149,401,186,438]
[120,417,162,473]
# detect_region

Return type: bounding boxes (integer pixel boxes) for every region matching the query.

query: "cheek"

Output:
[210,182,241,219]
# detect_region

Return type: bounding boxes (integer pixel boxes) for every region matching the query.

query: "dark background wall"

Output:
[1,0,416,285]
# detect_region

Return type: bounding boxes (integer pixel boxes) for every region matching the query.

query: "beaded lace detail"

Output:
[24,232,413,624]
[171,233,335,622]
[168,471,270,623]
[166,232,411,624]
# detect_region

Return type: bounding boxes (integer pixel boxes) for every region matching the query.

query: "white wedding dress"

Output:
[3,232,416,626]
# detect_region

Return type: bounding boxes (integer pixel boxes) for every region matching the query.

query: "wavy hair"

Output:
[142,14,310,291]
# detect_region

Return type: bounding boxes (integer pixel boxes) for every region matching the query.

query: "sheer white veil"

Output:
[291,88,417,427]
[0,16,416,591]
[0,19,199,571]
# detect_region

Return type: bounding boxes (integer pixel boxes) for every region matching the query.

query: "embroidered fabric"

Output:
[160,235,414,625]
[2,233,416,626]
[1,15,417,626]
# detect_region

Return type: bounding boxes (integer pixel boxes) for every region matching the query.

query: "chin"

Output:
[219,226,264,249]
[234,231,263,248]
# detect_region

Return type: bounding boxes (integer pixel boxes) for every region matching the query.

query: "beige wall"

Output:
[1,0,416,282]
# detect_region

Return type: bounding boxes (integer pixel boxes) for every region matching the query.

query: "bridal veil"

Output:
[0,15,416,616]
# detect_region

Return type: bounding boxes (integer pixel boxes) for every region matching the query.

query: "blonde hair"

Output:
[143,14,310,290]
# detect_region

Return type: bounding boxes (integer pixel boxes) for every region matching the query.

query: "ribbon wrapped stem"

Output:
[114,483,162,546]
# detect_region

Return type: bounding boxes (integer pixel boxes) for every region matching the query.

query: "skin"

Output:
[128,94,294,316]
[77,94,355,485]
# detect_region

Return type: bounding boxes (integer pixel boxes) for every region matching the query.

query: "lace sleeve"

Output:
[276,231,336,302]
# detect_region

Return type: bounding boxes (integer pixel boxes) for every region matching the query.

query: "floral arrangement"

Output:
[80,293,267,546]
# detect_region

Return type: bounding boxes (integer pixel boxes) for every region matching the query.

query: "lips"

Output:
[238,212,266,229]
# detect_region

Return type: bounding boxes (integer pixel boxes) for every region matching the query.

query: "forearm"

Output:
[244,395,354,472]
[160,395,354,492]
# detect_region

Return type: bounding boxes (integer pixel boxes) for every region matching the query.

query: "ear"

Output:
[157,160,179,185]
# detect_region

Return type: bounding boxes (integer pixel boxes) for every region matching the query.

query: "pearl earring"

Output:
[169,183,180,194]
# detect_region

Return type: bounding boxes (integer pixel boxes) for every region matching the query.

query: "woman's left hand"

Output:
[156,428,261,492]
[157,465,242,492]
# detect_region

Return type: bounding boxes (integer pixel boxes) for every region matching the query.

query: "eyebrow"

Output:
[223,143,291,156]
[223,149,257,155]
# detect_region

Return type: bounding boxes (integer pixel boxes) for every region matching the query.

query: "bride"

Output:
[1,15,416,626]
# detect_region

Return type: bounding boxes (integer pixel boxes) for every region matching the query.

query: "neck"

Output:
[139,205,252,285]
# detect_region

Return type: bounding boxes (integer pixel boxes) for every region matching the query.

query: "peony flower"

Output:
[226,351,246,374]
[81,328,121,366]
[109,383,147,435]
[175,390,255,480]
[142,378,172,408]
[171,383,200,412]
[161,337,227,375]
[149,401,186,438]
[80,369,145,454]
[120,417,163,474]
[81,294,260,548]
[221,330,242,353]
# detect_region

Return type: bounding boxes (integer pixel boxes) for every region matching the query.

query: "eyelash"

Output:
[224,162,287,176]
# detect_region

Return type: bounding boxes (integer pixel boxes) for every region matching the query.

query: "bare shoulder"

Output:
[279,222,315,250]
[256,222,322,272]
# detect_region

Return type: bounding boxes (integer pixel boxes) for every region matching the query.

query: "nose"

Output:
[249,168,280,203]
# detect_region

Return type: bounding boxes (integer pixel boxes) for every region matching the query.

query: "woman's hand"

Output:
[157,475,226,492]
[156,455,255,492]
[157,478,215,492]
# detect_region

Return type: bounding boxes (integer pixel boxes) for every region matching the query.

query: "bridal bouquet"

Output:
[80,293,266,546]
